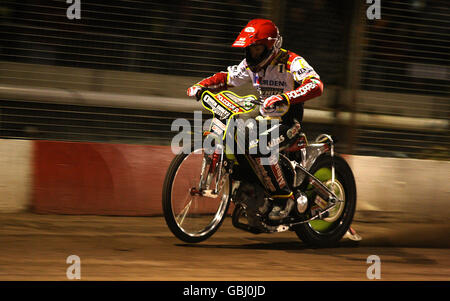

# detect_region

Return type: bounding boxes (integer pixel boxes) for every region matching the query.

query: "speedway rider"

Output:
[187,19,324,221]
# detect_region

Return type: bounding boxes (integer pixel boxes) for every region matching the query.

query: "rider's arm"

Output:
[192,60,251,93]
[193,72,228,93]
[282,55,323,105]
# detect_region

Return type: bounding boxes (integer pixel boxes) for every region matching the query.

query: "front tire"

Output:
[293,154,357,247]
[162,149,231,243]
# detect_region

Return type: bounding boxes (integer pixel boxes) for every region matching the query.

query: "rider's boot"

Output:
[268,194,295,221]
[246,155,295,221]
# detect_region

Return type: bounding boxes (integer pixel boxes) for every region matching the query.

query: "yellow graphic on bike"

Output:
[200,90,258,140]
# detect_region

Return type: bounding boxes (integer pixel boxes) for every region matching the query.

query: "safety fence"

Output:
[0,0,266,77]
[0,0,448,160]
[355,0,449,160]
[1,138,449,217]
[0,88,349,153]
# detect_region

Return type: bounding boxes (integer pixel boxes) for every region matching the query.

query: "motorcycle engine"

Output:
[234,182,268,228]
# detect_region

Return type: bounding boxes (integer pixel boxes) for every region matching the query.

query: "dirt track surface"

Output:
[0,211,449,281]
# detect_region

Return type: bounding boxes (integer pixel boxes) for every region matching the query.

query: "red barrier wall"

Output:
[33,141,175,215]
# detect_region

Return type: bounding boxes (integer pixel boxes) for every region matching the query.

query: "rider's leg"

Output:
[246,152,295,220]
[246,154,292,197]
[232,120,301,220]
[245,122,301,220]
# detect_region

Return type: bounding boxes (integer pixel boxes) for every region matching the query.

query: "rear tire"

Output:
[293,154,357,247]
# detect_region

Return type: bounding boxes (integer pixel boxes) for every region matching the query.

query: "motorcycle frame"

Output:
[197,90,343,222]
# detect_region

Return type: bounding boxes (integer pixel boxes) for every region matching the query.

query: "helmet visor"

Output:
[245,44,271,72]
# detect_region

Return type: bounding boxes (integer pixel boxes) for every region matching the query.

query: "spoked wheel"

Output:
[293,154,357,247]
[162,148,231,243]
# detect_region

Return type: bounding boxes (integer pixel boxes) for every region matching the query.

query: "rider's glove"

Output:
[187,85,204,101]
[260,94,289,117]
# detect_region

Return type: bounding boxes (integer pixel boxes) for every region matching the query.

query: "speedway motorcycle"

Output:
[162,90,359,246]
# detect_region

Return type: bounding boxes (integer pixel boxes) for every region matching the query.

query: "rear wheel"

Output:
[162,148,231,243]
[293,154,357,247]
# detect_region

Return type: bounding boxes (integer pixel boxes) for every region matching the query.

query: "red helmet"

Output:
[232,19,283,72]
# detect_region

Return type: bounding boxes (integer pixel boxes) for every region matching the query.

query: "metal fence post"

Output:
[344,0,365,155]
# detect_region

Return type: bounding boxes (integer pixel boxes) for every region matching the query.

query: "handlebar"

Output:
[249,99,264,106]
[197,87,264,106]
[195,87,208,101]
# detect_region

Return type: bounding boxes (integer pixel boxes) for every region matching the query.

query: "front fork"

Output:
[193,136,227,197]
[207,143,225,194]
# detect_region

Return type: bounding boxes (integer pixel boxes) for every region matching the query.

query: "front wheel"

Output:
[162,148,231,243]
[293,154,357,247]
